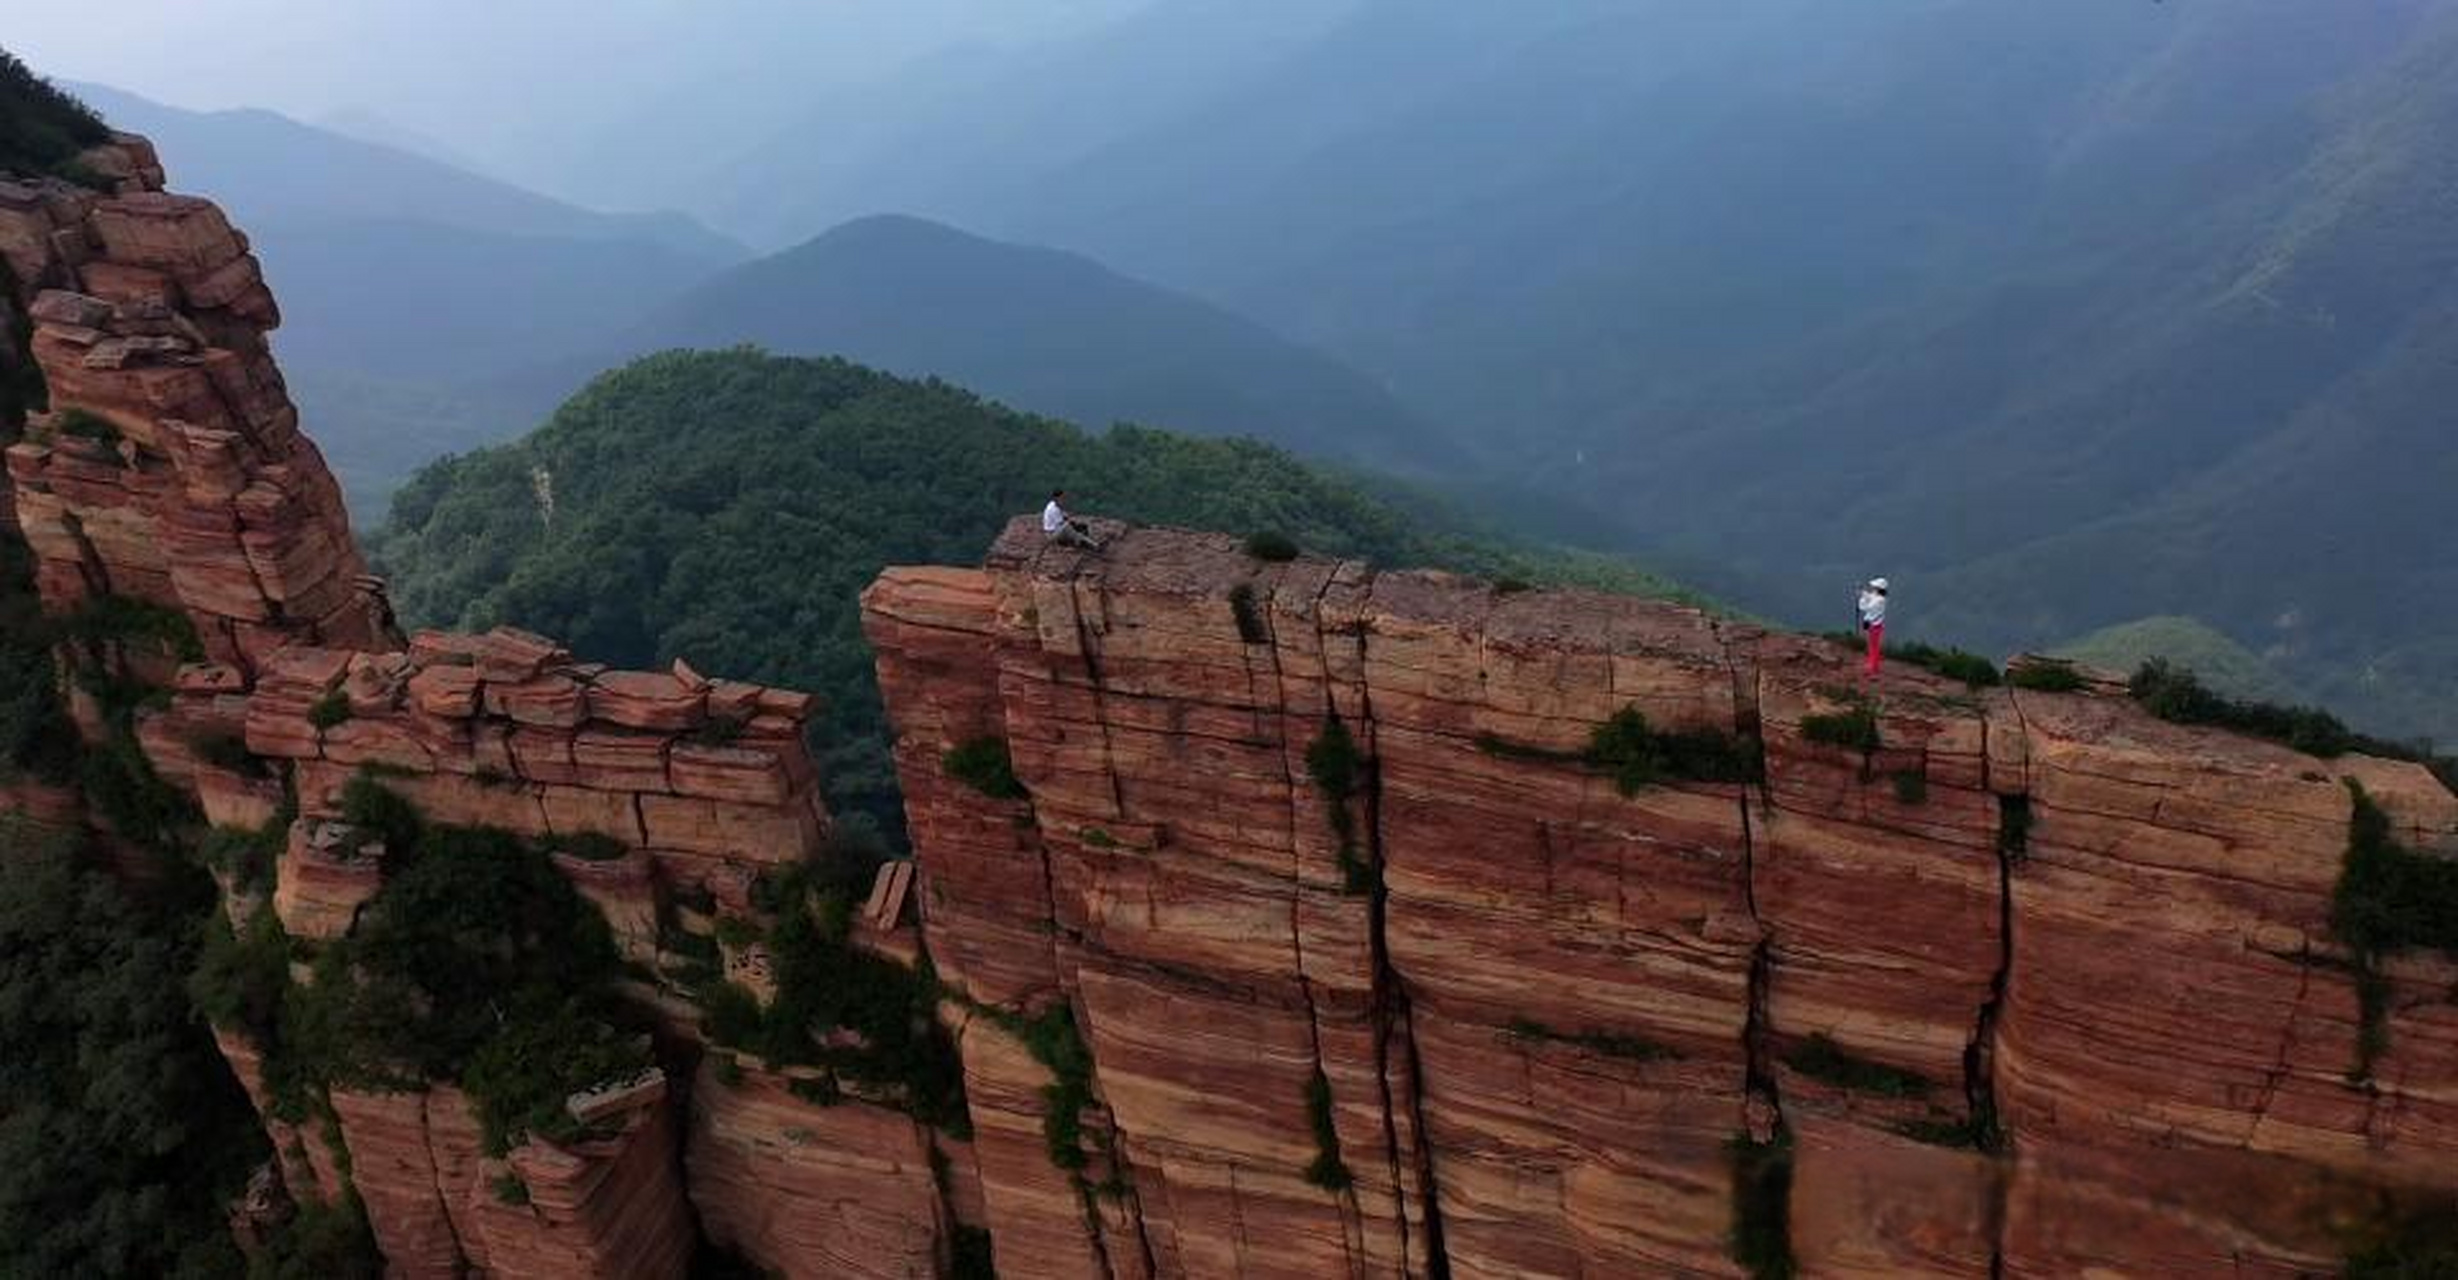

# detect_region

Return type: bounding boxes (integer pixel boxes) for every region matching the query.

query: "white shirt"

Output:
[1043,499,1067,533]
[1858,588,1887,627]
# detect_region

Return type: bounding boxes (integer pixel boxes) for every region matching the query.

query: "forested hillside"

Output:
[375,348,1686,840]
[0,48,110,180]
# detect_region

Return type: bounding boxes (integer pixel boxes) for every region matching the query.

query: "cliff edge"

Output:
[0,135,970,1278]
[3,125,2453,1278]
[860,518,2458,1278]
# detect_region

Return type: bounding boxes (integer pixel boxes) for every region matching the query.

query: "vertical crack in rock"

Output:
[1719,622,1780,1122]
[1348,602,1418,1277]
[1976,691,2030,1280]
[1338,570,1454,1280]
[1254,564,1365,1272]
[418,1092,476,1275]
[1064,573,1131,822]
[1059,566,1165,1278]
[2247,960,2314,1151]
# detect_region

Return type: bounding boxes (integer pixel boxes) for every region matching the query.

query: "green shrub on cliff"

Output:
[1585,705,1762,793]
[2132,660,2455,789]
[373,348,1691,846]
[1799,700,1882,754]
[1304,717,1372,893]
[190,908,292,1037]
[2347,1197,2458,1278]
[943,735,1026,801]
[0,47,112,183]
[2006,659,2086,693]
[696,860,971,1136]
[284,808,652,1153]
[246,1194,382,1280]
[1301,1067,1351,1190]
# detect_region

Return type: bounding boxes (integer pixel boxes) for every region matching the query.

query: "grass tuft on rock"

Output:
[1799,699,1882,753]
[1244,530,1300,562]
[1305,717,1373,894]
[2007,659,2086,693]
[943,735,1026,800]
[1302,1067,1351,1190]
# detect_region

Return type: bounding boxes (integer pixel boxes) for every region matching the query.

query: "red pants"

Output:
[1864,622,1884,675]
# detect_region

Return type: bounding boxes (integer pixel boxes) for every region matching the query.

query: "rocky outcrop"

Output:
[2,138,389,668]
[862,520,2458,1278]
[686,1057,963,1278]
[0,138,941,1280]
[9,127,2453,1279]
[330,1078,694,1280]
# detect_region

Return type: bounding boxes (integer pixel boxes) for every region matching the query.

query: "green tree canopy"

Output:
[0,822,262,1278]
[376,347,1689,841]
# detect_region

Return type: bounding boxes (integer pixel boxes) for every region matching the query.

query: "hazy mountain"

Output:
[71,83,743,261]
[542,215,1443,468]
[703,0,1359,247]
[689,0,2457,740]
[66,82,749,515]
[47,9,2458,737]
[315,106,499,177]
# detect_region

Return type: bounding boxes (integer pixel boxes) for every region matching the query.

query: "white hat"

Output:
[1870,577,1889,591]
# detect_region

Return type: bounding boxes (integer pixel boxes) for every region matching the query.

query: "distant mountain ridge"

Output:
[69,83,743,260]
[664,0,2458,743]
[64,82,751,514]
[515,213,1447,470]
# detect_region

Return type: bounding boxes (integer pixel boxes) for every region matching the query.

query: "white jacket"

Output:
[1857,587,1887,628]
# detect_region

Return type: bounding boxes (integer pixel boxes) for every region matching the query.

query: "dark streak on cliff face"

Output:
[864,518,2458,1278]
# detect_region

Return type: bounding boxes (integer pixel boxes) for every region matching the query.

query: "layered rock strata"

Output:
[1,139,975,1280]
[1,137,390,665]
[861,519,2458,1279]
[8,130,2456,1278]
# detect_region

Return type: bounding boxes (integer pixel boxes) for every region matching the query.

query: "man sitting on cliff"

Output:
[1044,489,1102,550]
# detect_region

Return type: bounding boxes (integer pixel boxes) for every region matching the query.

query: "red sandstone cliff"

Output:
[0,136,972,1279]
[6,128,2454,1279]
[859,521,2458,1278]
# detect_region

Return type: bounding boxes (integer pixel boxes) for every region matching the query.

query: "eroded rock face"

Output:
[1,139,927,1280]
[330,1079,695,1280]
[9,132,2455,1278]
[862,519,2458,1279]
[686,1057,962,1279]
[2,142,389,669]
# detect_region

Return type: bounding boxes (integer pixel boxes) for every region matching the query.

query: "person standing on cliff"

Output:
[1856,577,1889,678]
[1044,488,1101,550]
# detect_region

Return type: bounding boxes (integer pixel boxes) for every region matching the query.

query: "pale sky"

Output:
[9,0,1150,195]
